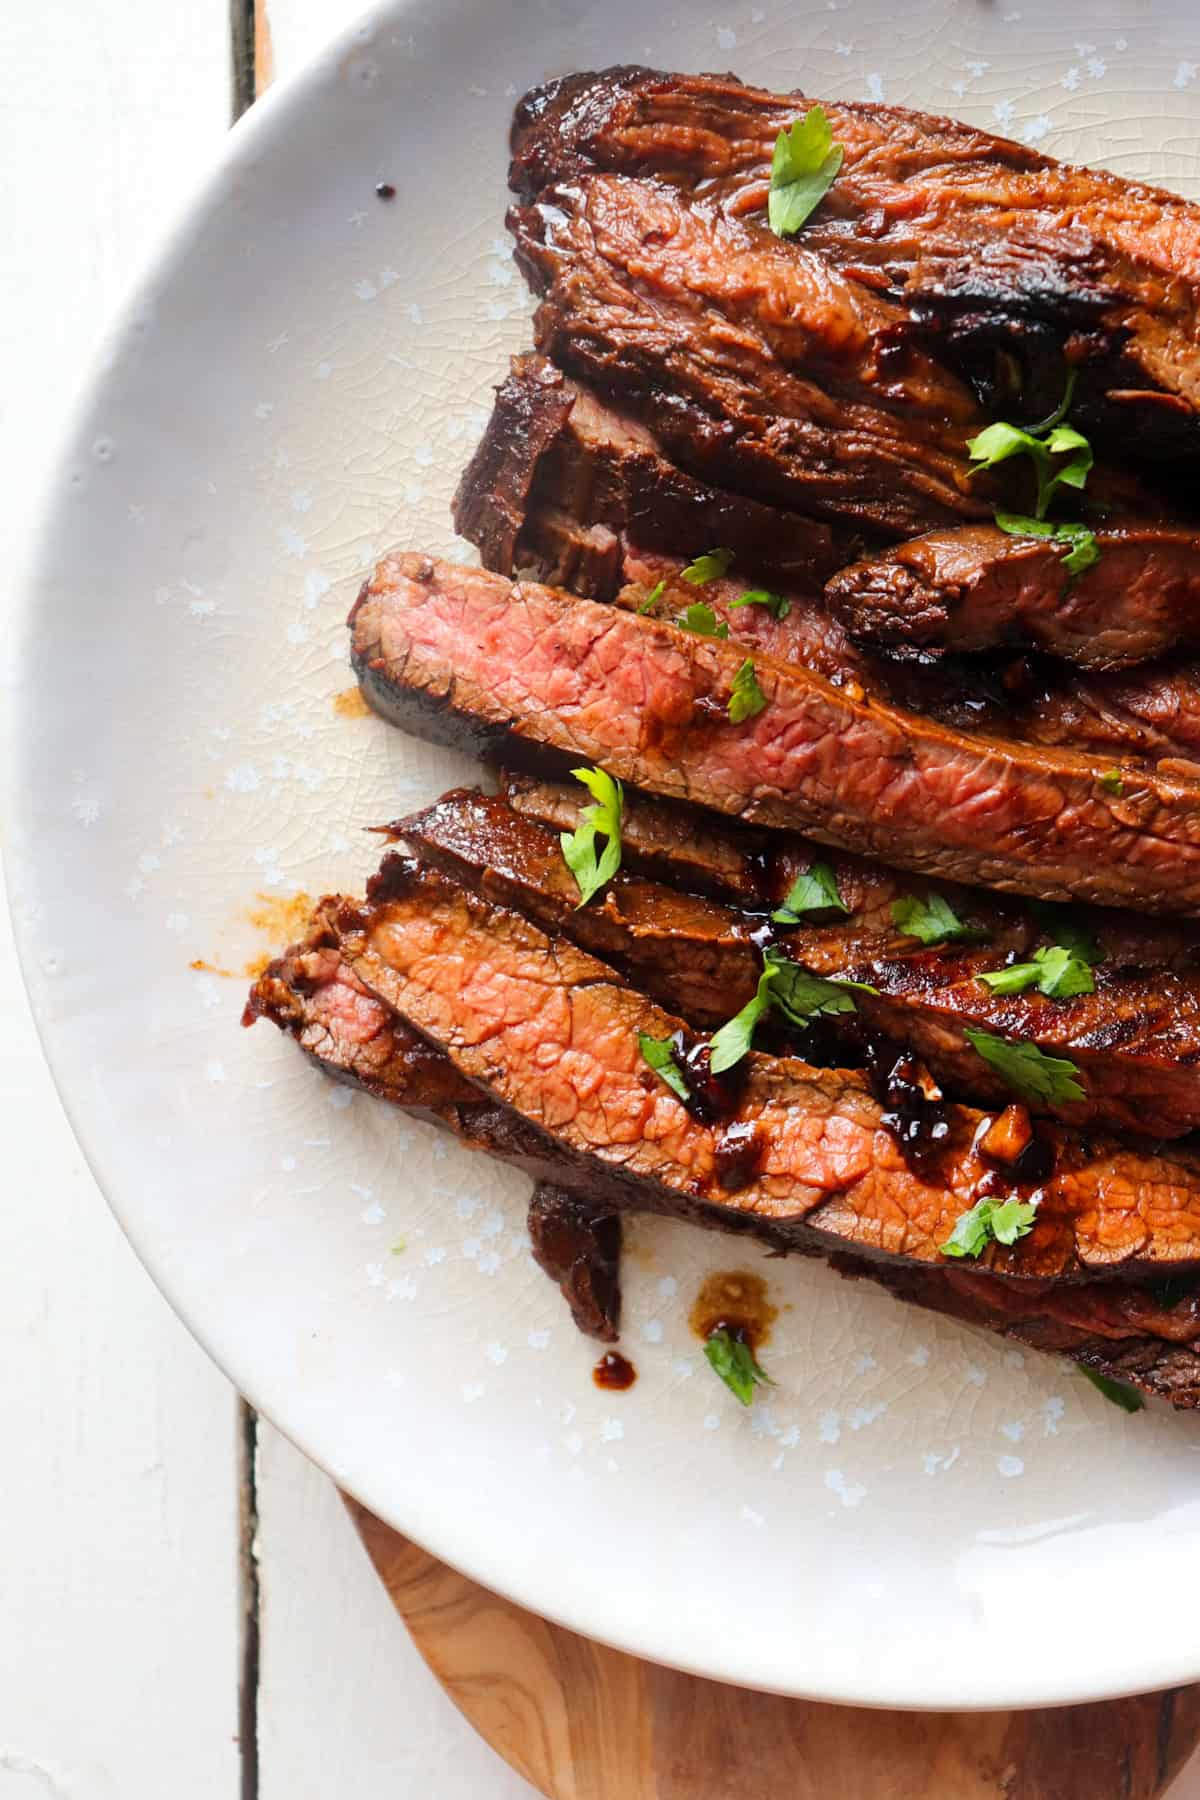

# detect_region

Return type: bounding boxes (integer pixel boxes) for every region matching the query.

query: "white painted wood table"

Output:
[1,4,1198,1794]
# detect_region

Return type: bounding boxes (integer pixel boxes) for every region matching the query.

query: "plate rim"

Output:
[7,0,1200,1713]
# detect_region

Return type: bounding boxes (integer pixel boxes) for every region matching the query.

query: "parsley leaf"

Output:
[763,946,875,1028]
[706,947,874,1075]
[963,1028,1085,1105]
[1099,769,1125,796]
[559,766,623,908]
[682,549,734,585]
[704,1327,775,1405]
[678,601,729,639]
[967,420,1044,472]
[1042,424,1094,502]
[728,659,767,723]
[967,370,1098,552]
[940,1194,1040,1259]
[891,892,982,947]
[708,966,777,1074]
[1080,1367,1145,1414]
[994,511,1100,578]
[636,578,667,616]
[768,106,844,238]
[728,588,792,621]
[977,944,1095,1000]
[637,1032,690,1103]
[772,862,849,921]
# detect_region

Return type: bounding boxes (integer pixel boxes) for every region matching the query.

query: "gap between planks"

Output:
[234,10,265,1799]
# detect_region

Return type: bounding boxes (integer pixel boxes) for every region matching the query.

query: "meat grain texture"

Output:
[349,552,1200,914]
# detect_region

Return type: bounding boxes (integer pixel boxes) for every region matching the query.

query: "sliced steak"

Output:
[508,67,1200,467]
[827,522,1200,671]
[247,868,1200,1283]
[349,552,1200,914]
[460,357,1200,767]
[501,772,1200,967]
[528,1184,622,1341]
[246,935,1200,1402]
[502,770,769,901]
[453,354,846,592]
[509,174,994,537]
[391,786,1200,1138]
[391,787,756,1028]
[242,938,477,1110]
[524,1182,1200,1407]
[834,1257,1200,1407]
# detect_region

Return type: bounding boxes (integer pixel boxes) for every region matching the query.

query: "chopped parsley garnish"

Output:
[728,659,767,723]
[967,390,1093,521]
[704,1327,775,1405]
[1080,1367,1145,1414]
[767,105,845,238]
[967,370,1098,564]
[764,946,876,1029]
[636,578,667,615]
[891,892,982,947]
[637,1032,690,1103]
[772,862,849,922]
[559,766,623,908]
[678,601,729,639]
[994,511,1100,578]
[709,966,777,1075]
[963,1027,1085,1105]
[705,947,873,1075]
[940,1194,1040,1259]
[977,944,1095,1000]
[728,588,792,621]
[1099,769,1125,796]
[682,548,734,585]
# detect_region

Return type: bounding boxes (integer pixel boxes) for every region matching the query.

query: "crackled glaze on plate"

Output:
[11,0,1200,1709]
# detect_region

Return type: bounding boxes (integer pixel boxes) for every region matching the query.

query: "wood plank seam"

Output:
[239,1402,262,1800]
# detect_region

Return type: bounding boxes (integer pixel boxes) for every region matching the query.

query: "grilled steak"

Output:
[349,552,1200,914]
[827,523,1200,671]
[501,772,1200,963]
[521,1182,1200,1407]
[834,1256,1200,1407]
[528,1184,621,1341]
[509,173,995,538]
[509,67,1200,468]
[460,358,1200,768]
[503,771,769,902]
[391,786,1200,1138]
[453,355,846,592]
[247,939,1200,1400]
[266,859,1200,1280]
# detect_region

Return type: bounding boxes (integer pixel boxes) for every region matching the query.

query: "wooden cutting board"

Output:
[345,1497,1200,1799]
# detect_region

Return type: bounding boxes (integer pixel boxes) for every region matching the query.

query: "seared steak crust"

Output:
[509,66,1200,468]
[349,552,1200,914]
[245,902,1200,1399]
[827,522,1200,671]
[261,862,1200,1281]
[453,354,846,592]
[833,1256,1200,1406]
[392,787,1200,1138]
[456,359,1200,768]
[509,174,993,538]
[528,1185,622,1342]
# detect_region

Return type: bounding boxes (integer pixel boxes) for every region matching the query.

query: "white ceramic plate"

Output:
[12,0,1200,1711]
